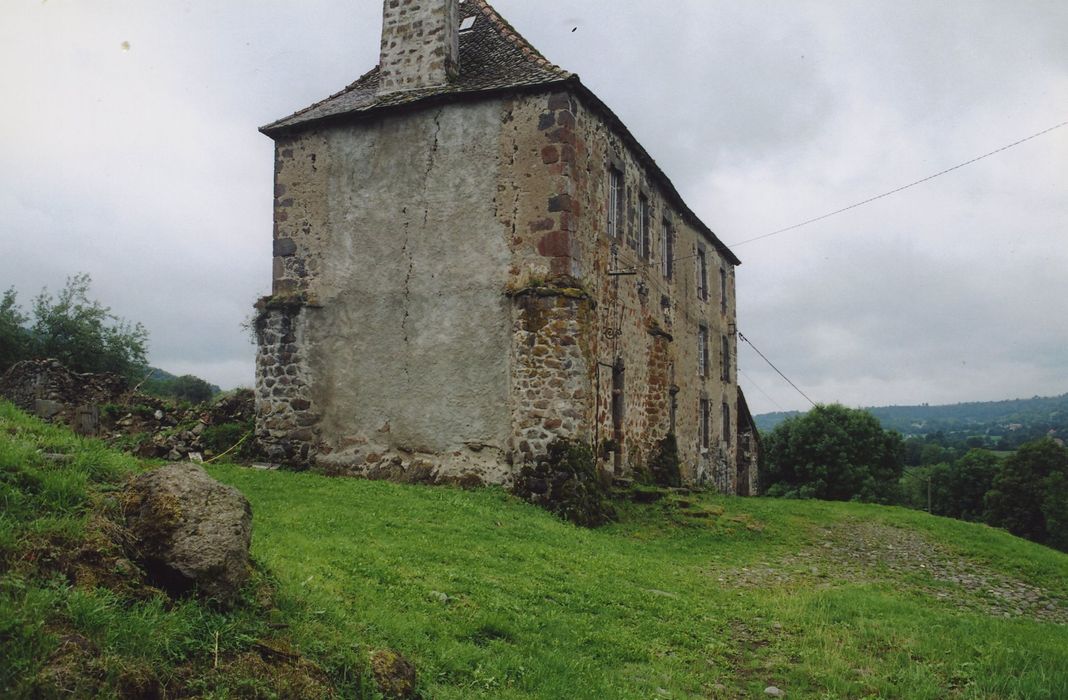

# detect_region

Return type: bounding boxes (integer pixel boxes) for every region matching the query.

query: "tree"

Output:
[0,288,30,373]
[985,438,1068,551]
[1,274,149,380]
[762,403,905,503]
[944,449,1000,522]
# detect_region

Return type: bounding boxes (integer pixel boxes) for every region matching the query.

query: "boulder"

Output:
[370,649,418,699]
[123,463,252,606]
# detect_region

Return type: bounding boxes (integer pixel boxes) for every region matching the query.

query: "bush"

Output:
[762,403,904,503]
[512,439,616,527]
[646,434,681,487]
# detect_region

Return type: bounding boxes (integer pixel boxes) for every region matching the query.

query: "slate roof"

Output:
[260,0,741,266]
[260,0,571,135]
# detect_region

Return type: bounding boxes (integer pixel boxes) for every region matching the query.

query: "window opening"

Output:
[639,195,651,259]
[661,218,674,280]
[698,325,708,378]
[721,334,730,382]
[696,247,708,301]
[608,166,624,239]
[700,398,710,451]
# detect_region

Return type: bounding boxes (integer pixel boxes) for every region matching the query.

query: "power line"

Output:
[739,368,785,412]
[737,331,816,408]
[729,117,1068,248]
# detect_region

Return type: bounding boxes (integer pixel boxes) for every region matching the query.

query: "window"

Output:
[696,247,708,301]
[661,218,674,279]
[698,324,708,378]
[722,401,731,444]
[720,267,728,314]
[721,334,730,382]
[607,166,623,239]
[700,398,710,451]
[638,195,651,259]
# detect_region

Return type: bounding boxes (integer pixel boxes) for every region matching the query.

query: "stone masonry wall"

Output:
[508,288,595,460]
[378,0,459,95]
[254,303,318,466]
[497,88,740,488]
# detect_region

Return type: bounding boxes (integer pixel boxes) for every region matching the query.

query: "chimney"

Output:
[377,0,459,96]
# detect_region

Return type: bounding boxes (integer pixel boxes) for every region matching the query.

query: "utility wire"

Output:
[737,331,816,408]
[739,368,785,412]
[729,117,1068,248]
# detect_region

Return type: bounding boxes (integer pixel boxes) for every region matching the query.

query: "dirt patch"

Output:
[713,520,1068,625]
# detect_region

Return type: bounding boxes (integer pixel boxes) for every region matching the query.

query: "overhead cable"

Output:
[737,331,817,408]
[729,117,1068,248]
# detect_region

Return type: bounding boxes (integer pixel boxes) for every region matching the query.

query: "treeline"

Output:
[761,404,1068,553]
[2,274,218,405]
[756,394,1068,452]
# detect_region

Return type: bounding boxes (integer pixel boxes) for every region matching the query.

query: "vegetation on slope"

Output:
[3,400,1068,698]
[0,402,362,698]
[208,466,1068,699]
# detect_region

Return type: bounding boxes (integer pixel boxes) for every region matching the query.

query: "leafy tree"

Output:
[762,403,905,503]
[0,288,30,373]
[944,449,1000,522]
[985,438,1068,551]
[1,274,149,380]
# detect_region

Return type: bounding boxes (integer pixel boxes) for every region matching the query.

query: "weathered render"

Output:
[255,0,759,491]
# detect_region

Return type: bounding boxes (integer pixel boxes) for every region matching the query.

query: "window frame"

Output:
[607,165,624,240]
[698,324,709,378]
[700,398,710,451]
[696,247,708,301]
[720,267,728,314]
[638,195,651,260]
[721,334,730,382]
[661,217,674,280]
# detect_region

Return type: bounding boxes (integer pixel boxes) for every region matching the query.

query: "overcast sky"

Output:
[2,0,1065,415]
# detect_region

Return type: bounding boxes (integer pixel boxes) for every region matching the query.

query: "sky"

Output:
[1,0,1065,415]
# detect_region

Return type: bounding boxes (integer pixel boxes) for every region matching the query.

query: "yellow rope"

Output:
[204,429,254,464]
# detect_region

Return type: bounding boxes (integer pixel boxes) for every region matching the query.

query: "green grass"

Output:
[209,465,1068,699]
[3,400,1067,698]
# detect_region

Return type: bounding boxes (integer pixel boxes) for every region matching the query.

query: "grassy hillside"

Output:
[3,402,1067,698]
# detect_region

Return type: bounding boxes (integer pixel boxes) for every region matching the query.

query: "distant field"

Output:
[211,466,1068,699]
[2,401,1066,698]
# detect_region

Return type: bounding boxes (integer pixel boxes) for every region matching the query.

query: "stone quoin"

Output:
[254,0,760,492]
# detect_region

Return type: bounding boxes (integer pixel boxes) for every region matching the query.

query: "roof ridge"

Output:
[472,0,568,76]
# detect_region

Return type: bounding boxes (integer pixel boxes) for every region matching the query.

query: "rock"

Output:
[123,463,252,606]
[765,686,785,697]
[371,649,418,699]
[154,409,164,420]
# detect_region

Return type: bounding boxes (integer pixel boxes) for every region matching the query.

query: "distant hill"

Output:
[755,392,1068,449]
[143,366,221,395]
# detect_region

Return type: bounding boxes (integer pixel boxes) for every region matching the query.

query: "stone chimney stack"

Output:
[377,0,460,96]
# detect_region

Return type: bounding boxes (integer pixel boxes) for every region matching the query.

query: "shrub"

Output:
[647,434,681,487]
[512,438,616,527]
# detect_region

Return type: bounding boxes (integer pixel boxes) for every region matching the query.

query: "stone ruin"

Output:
[0,358,257,463]
[0,358,127,435]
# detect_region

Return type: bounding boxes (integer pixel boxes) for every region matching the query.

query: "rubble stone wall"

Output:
[0,359,126,433]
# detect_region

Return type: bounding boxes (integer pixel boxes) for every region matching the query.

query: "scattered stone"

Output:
[370,649,418,699]
[765,686,785,697]
[123,463,252,606]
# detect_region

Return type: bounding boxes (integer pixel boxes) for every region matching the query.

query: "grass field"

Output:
[3,401,1067,698]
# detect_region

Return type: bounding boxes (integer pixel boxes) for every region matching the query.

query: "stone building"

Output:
[255,0,759,491]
